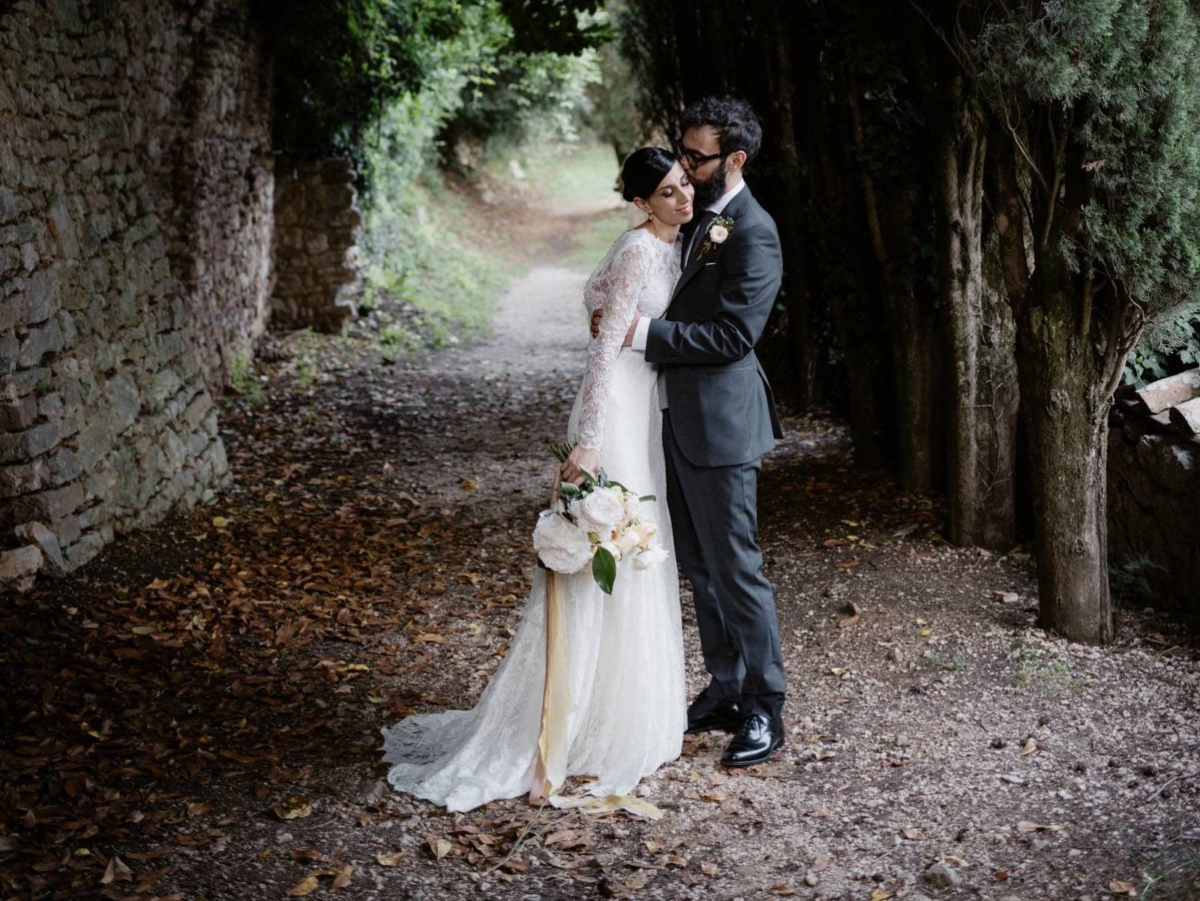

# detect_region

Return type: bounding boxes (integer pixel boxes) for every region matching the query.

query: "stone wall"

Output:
[0,0,275,588]
[271,157,361,332]
[1107,412,1200,614]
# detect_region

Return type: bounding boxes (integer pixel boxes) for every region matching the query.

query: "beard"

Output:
[690,163,728,209]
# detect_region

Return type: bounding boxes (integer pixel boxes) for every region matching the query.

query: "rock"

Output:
[923,863,963,887]
[13,521,66,576]
[0,544,42,582]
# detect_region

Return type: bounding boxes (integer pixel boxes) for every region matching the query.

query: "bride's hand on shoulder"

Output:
[590,308,603,339]
[560,445,601,486]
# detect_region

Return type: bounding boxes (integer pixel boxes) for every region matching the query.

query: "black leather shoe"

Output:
[686,693,743,734]
[721,712,785,767]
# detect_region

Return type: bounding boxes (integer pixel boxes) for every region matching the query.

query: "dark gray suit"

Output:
[645,183,786,721]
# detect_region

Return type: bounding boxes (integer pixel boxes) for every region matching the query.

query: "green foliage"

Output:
[226,345,265,405]
[362,176,518,352]
[1124,306,1200,384]
[257,0,611,169]
[977,0,1200,324]
[1010,643,1079,696]
[252,0,465,165]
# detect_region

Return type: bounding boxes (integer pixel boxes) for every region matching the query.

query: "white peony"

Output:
[708,224,729,244]
[575,486,627,535]
[614,527,641,557]
[533,510,593,573]
[634,542,669,569]
[622,494,642,521]
[634,519,658,547]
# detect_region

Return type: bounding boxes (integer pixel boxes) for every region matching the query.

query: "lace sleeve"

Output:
[578,239,653,451]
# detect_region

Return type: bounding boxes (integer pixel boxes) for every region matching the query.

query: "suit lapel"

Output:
[670,185,755,302]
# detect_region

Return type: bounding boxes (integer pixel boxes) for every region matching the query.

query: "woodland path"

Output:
[2,202,1199,901]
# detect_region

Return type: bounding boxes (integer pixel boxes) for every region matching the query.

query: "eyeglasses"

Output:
[672,138,726,169]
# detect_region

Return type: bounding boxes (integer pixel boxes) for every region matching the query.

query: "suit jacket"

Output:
[645,183,784,467]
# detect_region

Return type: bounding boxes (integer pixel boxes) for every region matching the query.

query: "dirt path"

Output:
[2,214,1199,901]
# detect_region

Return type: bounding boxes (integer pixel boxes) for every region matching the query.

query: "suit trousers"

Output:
[662,410,786,721]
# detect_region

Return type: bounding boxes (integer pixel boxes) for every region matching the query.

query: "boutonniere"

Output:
[694,215,735,263]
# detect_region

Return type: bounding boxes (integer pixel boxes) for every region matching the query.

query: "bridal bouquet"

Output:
[532,441,669,594]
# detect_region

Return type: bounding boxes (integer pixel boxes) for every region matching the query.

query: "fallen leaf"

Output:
[376,851,404,867]
[331,864,353,890]
[1020,737,1038,756]
[544,828,592,850]
[273,797,313,820]
[871,891,892,901]
[426,836,453,860]
[100,856,132,884]
[1017,821,1065,833]
[548,794,664,819]
[772,885,795,896]
[901,827,922,840]
[1109,880,1136,895]
[700,861,719,876]
[286,875,320,897]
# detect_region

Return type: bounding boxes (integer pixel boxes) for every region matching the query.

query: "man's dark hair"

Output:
[680,97,763,166]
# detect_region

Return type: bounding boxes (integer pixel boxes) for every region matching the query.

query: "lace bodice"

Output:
[577,228,681,450]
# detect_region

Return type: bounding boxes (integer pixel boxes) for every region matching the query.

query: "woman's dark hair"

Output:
[620,147,676,203]
[680,97,762,165]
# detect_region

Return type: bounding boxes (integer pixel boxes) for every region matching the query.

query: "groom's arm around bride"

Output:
[604,97,788,768]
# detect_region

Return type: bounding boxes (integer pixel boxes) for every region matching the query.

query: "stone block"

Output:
[47,199,80,260]
[0,334,17,375]
[73,420,111,470]
[0,187,31,224]
[17,318,65,366]
[8,479,84,525]
[14,520,66,576]
[0,294,29,333]
[0,395,38,430]
[0,462,41,498]
[0,545,42,582]
[0,420,60,463]
[48,446,80,484]
[65,530,104,569]
[1,367,51,399]
[104,372,140,432]
[25,267,61,323]
[52,512,81,546]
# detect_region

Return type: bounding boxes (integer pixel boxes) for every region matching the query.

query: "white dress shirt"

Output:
[630,178,747,352]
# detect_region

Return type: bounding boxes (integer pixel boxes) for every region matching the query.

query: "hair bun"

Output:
[620,147,676,205]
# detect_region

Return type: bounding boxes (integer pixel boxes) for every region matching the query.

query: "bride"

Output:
[380,148,695,812]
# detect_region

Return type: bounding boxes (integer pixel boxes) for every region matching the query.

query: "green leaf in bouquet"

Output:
[638,494,656,502]
[592,546,616,595]
[558,482,582,499]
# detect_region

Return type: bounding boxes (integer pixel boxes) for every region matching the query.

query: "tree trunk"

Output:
[1018,320,1114,643]
[992,130,1113,642]
[793,22,892,465]
[975,231,1019,549]
[847,79,940,491]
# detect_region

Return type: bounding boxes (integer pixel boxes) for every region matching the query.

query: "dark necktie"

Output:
[685,210,716,268]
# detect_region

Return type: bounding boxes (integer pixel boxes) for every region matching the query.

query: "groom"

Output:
[595,97,786,767]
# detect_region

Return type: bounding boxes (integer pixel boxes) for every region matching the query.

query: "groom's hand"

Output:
[623,316,639,348]
[590,308,603,339]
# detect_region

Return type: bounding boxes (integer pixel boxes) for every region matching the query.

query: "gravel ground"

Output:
[5,249,1198,901]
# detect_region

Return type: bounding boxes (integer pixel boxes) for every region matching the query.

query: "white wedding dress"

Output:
[380,227,687,812]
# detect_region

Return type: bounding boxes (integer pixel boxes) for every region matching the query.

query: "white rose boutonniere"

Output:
[695,215,735,263]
